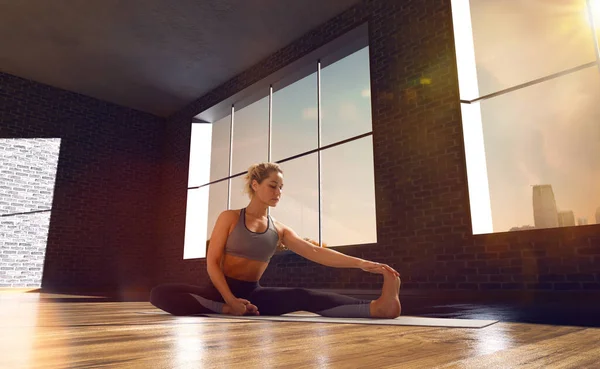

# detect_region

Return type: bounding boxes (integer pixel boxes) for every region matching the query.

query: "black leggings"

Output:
[150,276,372,318]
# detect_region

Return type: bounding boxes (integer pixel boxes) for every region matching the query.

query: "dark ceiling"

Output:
[0,0,361,117]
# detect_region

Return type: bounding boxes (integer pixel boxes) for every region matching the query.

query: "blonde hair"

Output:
[244,162,283,198]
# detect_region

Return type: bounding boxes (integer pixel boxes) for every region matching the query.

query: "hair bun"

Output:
[242,162,283,199]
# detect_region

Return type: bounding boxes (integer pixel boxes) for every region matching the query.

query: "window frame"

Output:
[184,23,378,259]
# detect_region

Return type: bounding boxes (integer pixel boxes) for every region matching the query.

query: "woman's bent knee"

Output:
[149,284,171,308]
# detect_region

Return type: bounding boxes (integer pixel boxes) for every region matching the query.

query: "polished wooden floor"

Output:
[2,289,600,369]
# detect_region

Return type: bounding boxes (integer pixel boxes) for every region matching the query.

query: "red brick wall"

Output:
[0,72,164,295]
[159,0,600,291]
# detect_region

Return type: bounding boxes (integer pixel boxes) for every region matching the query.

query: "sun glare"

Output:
[586,0,600,29]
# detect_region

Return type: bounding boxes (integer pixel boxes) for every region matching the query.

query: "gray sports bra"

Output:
[223,208,279,262]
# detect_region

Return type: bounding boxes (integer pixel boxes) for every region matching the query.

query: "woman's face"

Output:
[253,171,284,207]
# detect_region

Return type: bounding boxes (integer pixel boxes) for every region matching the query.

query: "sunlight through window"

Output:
[184,124,212,259]
[587,0,600,28]
[450,0,493,234]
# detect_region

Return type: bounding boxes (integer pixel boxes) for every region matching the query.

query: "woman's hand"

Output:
[359,260,400,277]
[226,298,260,316]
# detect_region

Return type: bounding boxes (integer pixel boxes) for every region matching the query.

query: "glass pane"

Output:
[270,154,319,243]
[229,175,249,211]
[231,96,269,174]
[321,136,377,247]
[206,180,229,242]
[188,124,212,187]
[184,187,209,259]
[209,115,231,182]
[320,46,372,147]
[272,72,318,161]
[470,0,596,96]
[476,66,600,233]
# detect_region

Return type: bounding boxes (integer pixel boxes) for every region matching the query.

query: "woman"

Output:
[151,162,401,318]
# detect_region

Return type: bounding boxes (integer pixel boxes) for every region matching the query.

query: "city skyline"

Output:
[519,183,600,231]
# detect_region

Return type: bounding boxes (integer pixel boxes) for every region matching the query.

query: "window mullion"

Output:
[228,105,234,210]
[317,60,323,247]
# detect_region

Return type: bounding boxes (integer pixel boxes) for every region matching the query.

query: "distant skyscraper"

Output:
[532,184,558,229]
[596,207,600,224]
[558,210,575,227]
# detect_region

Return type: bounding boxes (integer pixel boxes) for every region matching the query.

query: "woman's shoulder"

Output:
[219,208,243,220]
[215,209,243,235]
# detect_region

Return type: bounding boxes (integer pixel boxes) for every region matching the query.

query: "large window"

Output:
[452,0,600,234]
[183,35,376,259]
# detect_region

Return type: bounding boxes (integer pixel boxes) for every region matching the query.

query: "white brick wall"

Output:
[0,138,60,287]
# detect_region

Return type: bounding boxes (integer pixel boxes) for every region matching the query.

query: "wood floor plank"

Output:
[2,291,600,368]
[439,328,600,369]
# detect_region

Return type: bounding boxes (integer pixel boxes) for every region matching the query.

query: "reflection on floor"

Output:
[1,288,600,368]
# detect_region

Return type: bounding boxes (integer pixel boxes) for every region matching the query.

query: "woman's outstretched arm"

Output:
[279,222,399,276]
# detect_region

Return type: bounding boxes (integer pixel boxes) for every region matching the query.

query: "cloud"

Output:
[361,88,371,98]
[302,107,318,120]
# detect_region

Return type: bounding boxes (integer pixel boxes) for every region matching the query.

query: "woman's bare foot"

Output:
[370,270,401,318]
[221,303,259,316]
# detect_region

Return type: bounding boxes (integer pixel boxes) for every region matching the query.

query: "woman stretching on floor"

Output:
[151,162,401,318]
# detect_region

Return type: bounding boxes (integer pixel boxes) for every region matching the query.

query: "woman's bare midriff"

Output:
[219,209,280,282]
[222,253,269,282]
